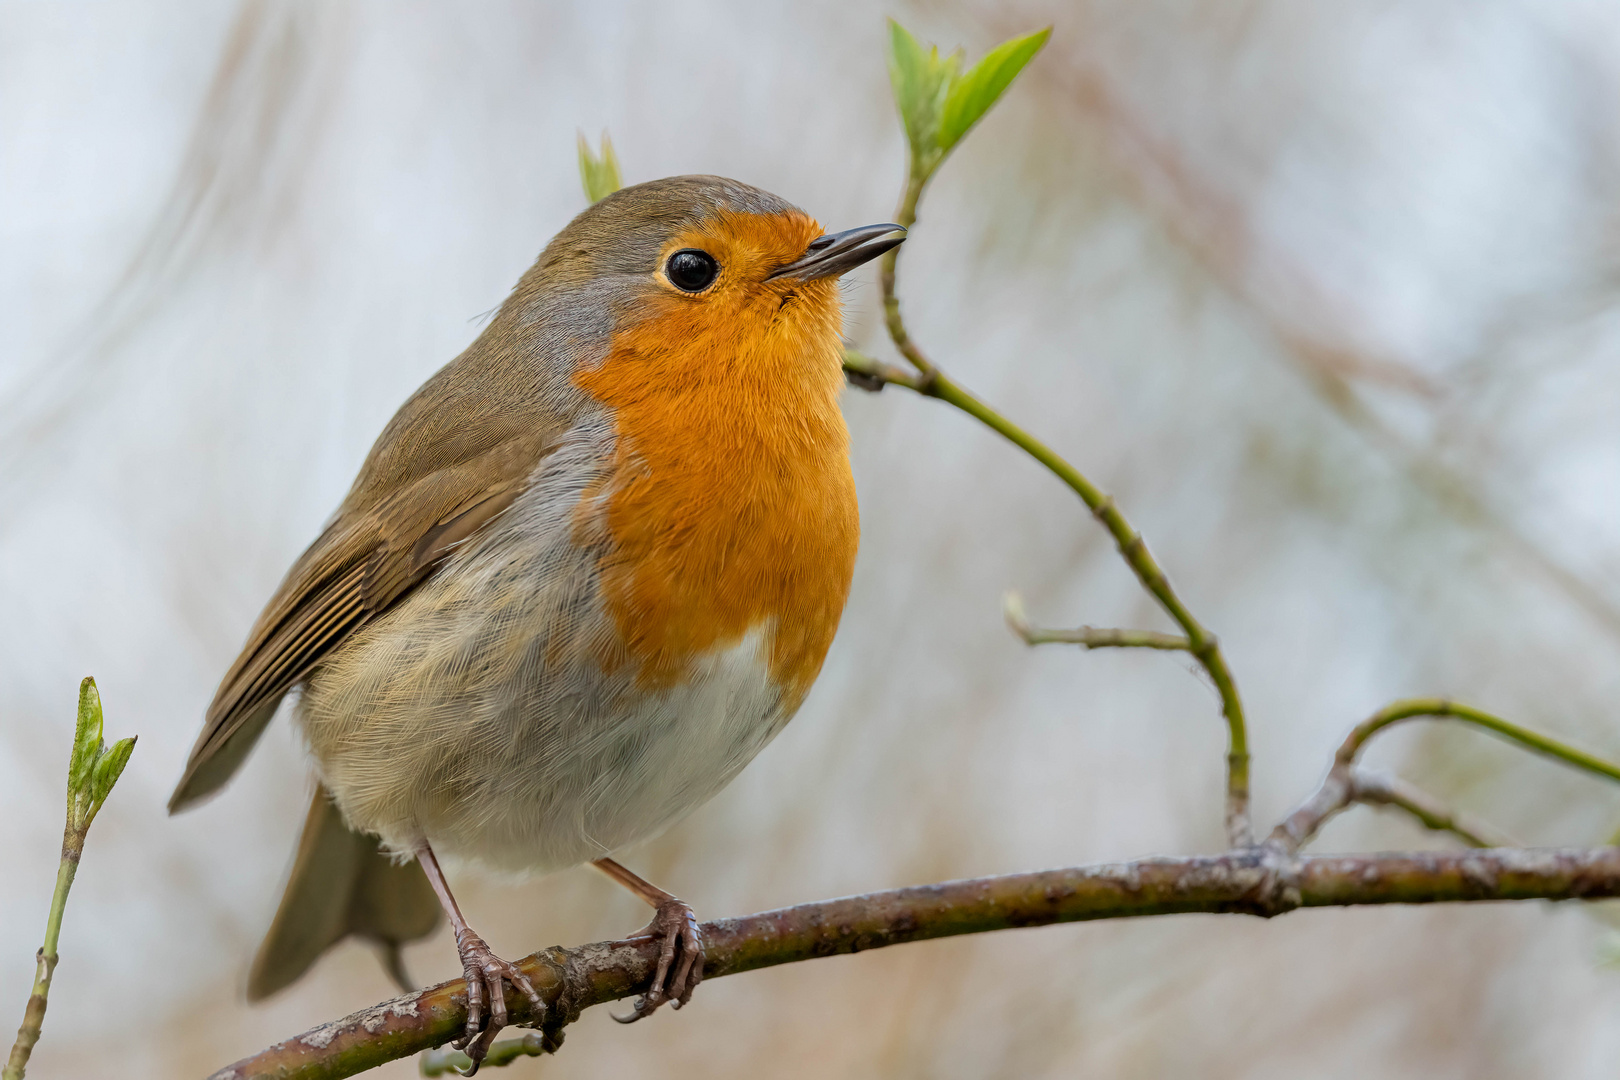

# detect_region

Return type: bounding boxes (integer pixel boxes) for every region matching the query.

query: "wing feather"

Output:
[168,426,560,812]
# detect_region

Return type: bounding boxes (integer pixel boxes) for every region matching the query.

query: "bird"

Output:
[167,173,903,1070]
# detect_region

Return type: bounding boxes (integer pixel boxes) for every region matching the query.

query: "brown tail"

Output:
[248,788,441,1001]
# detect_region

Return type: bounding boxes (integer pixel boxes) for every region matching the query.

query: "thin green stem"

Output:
[1023,627,1192,650]
[879,174,932,383]
[5,834,83,1080]
[1340,698,1620,784]
[1270,699,1620,852]
[1005,590,1190,650]
[861,192,1255,844]
[842,349,922,391]
[924,371,1251,842]
[40,854,77,971]
[7,679,133,1080]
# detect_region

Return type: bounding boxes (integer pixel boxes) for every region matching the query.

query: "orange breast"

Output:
[574,211,859,705]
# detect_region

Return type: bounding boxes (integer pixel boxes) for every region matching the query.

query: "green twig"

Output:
[1271,699,1620,851]
[1342,699,1620,782]
[878,175,934,384]
[860,160,1253,845]
[5,678,135,1080]
[841,348,923,392]
[1003,591,1191,651]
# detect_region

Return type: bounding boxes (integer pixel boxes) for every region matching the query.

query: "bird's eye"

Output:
[666,249,719,292]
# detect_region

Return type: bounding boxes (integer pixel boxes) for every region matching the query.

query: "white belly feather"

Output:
[297,431,794,873]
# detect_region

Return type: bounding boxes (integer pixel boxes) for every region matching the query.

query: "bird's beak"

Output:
[766,223,907,281]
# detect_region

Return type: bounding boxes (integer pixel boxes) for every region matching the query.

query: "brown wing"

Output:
[168,427,560,812]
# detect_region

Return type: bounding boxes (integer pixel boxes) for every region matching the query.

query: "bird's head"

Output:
[505,175,903,392]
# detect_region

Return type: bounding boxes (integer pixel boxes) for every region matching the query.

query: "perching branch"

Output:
[5,679,135,1080]
[215,693,1620,1079]
[213,846,1620,1080]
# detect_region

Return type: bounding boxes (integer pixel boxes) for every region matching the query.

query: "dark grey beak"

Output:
[766,223,907,281]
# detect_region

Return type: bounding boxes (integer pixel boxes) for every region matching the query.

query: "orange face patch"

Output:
[574,210,860,704]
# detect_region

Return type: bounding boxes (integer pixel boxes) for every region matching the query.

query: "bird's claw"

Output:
[450,928,543,1075]
[611,897,705,1023]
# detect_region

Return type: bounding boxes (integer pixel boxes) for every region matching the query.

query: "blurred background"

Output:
[6,1,1620,1076]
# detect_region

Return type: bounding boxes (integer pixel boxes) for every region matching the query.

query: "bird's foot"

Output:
[611,897,705,1022]
[450,928,543,1075]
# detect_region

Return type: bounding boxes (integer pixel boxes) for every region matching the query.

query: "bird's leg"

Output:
[591,857,704,1021]
[417,842,543,1073]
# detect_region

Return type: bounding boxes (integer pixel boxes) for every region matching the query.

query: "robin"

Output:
[167,174,903,1068]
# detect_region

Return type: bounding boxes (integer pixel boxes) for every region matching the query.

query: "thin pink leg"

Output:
[591,857,704,1021]
[419,843,543,1073]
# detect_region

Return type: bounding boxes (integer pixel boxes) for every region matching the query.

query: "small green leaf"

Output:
[886,19,960,179]
[89,736,136,809]
[68,677,103,799]
[939,27,1051,153]
[887,20,1051,183]
[577,130,623,204]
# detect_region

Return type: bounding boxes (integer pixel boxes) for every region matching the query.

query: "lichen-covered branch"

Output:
[212,845,1620,1080]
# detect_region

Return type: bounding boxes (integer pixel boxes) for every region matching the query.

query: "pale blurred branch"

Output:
[1051,43,1620,645]
[1321,384,1620,644]
[1271,699,1620,853]
[1003,591,1191,651]
[215,846,1620,1080]
[4,679,135,1080]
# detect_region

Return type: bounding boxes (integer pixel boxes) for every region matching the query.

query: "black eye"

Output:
[666,249,719,292]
